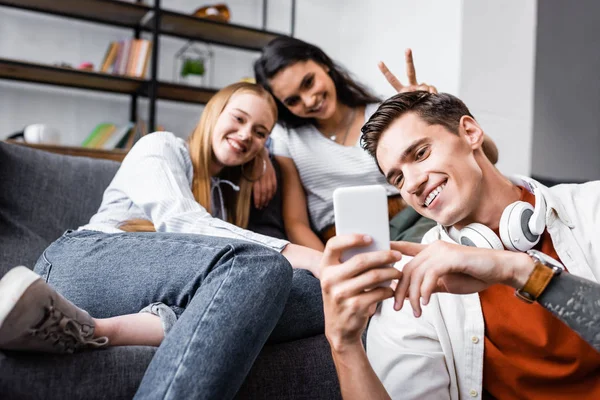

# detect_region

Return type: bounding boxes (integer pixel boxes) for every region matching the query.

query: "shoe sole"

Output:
[0,266,42,329]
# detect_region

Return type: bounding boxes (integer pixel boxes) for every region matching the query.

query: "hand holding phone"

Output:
[333,185,393,287]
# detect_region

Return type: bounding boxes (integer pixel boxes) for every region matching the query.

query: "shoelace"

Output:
[30,305,109,353]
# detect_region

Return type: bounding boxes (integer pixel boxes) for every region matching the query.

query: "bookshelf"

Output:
[0,58,219,104]
[6,140,128,162]
[0,0,294,137]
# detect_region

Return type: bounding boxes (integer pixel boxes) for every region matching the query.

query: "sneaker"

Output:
[0,266,109,353]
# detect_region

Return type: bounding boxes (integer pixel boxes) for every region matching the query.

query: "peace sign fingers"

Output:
[378,60,404,92]
[379,48,438,94]
[405,48,418,86]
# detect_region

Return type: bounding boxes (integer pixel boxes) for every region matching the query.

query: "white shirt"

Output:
[366,180,600,399]
[81,131,289,252]
[270,103,398,232]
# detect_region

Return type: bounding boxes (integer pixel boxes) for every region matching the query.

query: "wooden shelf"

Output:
[6,140,128,162]
[0,0,283,51]
[148,10,280,51]
[0,0,149,29]
[0,58,144,95]
[154,82,217,104]
[0,0,290,129]
[0,58,218,104]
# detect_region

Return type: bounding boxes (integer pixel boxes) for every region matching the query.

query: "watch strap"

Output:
[515,261,555,303]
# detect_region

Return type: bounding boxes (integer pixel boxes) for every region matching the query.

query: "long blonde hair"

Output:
[120,82,277,232]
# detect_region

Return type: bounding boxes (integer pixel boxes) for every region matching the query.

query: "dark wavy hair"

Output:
[254,37,380,129]
[361,91,475,169]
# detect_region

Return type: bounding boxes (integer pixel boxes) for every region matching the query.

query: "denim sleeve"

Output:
[538,272,600,352]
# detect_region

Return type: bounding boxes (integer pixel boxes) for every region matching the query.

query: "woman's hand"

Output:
[378,52,500,165]
[378,49,438,94]
[252,148,277,209]
[281,243,323,278]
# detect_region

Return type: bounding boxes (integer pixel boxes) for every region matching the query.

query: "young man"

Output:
[319,91,600,399]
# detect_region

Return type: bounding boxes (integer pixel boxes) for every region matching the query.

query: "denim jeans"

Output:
[33,230,324,400]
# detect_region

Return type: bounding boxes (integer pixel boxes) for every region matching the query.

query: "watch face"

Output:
[527,249,564,270]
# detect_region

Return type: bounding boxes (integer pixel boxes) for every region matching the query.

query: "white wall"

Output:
[297,0,464,99]
[532,0,600,182]
[459,0,538,176]
[1,0,540,175]
[292,0,538,177]
[0,0,294,145]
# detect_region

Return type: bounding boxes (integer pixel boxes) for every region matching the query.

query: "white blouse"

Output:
[80,131,288,252]
[270,103,399,232]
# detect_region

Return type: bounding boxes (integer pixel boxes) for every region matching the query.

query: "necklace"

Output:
[326,107,357,145]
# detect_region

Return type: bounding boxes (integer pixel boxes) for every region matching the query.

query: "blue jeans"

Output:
[33,230,324,400]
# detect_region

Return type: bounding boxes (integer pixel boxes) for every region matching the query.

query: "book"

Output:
[102,122,135,149]
[118,40,131,75]
[138,40,152,78]
[92,124,117,148]
[100,39,152,78]
[82,123,112,147]
[126,40,140,77]
[111,41,124,74]
[100,42,119,73]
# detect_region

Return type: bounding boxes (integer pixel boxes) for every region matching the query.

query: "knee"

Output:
[232,243,292,284]
[267,252,293,285]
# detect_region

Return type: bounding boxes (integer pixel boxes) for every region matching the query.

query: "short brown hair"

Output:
[361,91,474,160]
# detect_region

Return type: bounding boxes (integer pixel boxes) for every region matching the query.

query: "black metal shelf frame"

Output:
[0,0,296,131]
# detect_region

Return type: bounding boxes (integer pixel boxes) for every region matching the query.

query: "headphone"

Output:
[447,176,547,252]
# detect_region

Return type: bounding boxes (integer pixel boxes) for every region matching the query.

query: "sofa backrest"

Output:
[0,142,119,276]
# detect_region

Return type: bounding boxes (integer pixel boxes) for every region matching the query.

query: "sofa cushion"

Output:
[0,142,119,276]
[0,335,340,400]
[0,142,340,399]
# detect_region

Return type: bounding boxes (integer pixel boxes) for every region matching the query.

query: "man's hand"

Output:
[378,49,438,94]
[390,241,534,317]
[252,149,277,209]
[321,235,403,352]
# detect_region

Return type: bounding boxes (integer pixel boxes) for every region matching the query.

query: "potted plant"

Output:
[180,57,205,86]
[174,41,213,87]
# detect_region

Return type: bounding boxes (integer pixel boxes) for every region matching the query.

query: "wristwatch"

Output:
[515,249,564,303]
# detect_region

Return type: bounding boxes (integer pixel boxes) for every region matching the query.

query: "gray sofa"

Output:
[0,141,341,399]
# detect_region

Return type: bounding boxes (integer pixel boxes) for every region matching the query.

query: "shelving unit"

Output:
[0,0,294,136]
[7,140,128,162]
[0,58,218,104]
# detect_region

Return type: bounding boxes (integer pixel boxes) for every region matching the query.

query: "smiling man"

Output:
[319,91,600,399]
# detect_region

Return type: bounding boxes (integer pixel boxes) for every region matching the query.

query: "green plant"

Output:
[180,58,205,77]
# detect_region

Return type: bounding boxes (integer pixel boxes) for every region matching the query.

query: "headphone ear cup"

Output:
[448,226,461,243]
[499,201,540,252]
[459,223,504,250]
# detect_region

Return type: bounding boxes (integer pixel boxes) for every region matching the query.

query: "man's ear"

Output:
[459,116,484,150]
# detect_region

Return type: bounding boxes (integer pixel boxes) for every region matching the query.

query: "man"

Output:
[319,91,600,399]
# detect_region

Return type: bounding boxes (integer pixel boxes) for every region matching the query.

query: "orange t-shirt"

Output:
[480,188,600,399]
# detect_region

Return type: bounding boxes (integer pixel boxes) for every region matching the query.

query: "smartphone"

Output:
[333,185,392,287]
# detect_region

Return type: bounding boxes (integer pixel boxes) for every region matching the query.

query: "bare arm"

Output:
[332,344,391,400]
[276,156,325,251]
[251,147,277,209]
[321,235,404,399]
[281,243,323,278]
[393,241,600,351]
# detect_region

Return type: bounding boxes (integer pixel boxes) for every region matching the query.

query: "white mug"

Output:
[23,124,61,145]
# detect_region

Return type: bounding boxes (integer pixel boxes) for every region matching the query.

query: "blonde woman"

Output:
[0,82,323,399]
